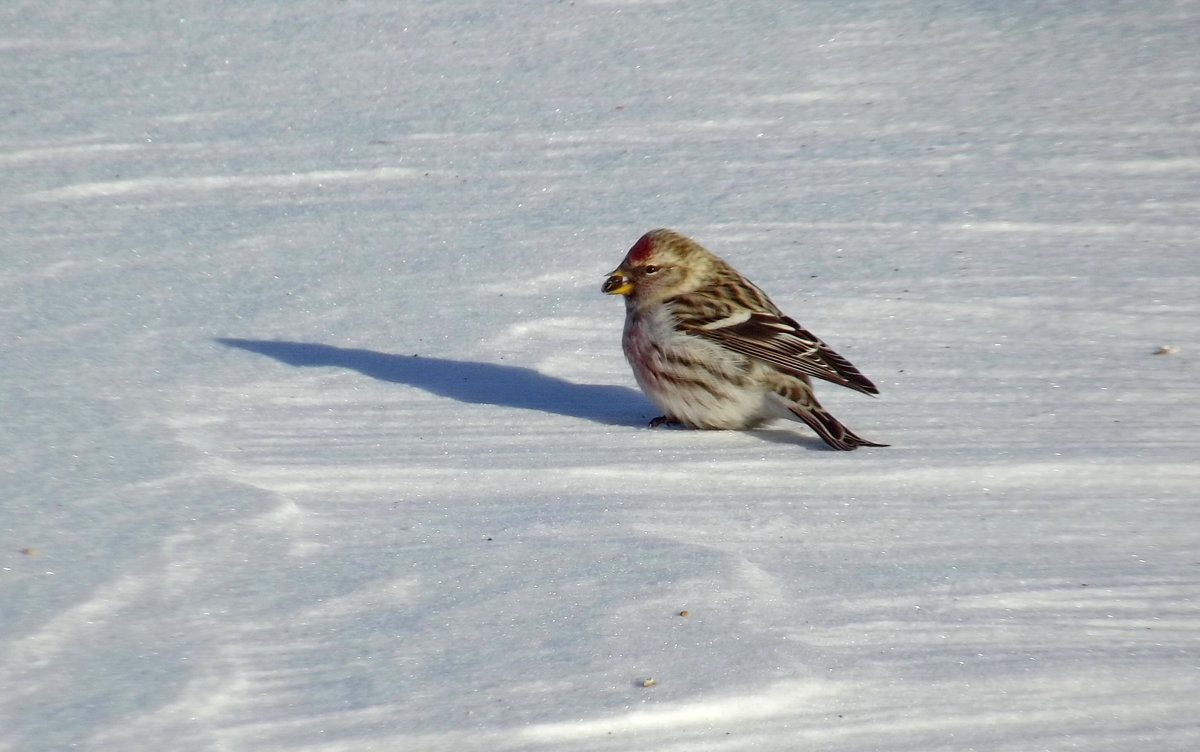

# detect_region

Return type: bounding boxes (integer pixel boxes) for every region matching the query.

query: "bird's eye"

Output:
[643,265,660,275]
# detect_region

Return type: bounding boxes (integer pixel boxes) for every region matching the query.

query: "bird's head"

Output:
[602,228,714,306]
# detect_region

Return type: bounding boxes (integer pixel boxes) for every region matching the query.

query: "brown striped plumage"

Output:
[602,228,885,450]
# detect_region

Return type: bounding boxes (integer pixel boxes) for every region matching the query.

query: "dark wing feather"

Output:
[683,312,879,395]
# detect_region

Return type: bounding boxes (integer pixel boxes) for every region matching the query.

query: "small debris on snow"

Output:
[1153,344,1179,355]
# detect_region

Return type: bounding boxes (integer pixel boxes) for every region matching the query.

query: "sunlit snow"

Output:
[2,2,1197,751]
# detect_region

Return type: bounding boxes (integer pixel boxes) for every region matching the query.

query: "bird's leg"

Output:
[648,415,681,428]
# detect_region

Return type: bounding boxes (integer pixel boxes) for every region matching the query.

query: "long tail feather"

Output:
[790,405,888,451]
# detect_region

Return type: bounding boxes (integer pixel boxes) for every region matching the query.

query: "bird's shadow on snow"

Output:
[747,428,831,451]
[216,338,653,427]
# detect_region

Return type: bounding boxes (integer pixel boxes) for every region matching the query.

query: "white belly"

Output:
[622,305,773,429]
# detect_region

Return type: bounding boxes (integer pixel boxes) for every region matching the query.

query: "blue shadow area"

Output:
[217,338,652,427]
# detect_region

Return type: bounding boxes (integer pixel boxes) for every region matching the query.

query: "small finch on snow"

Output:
[602,228,886,450]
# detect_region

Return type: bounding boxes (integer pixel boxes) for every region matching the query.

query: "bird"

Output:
[601,228,886,450]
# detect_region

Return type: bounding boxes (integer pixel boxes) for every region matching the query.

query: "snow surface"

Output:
[3,1,1199,750]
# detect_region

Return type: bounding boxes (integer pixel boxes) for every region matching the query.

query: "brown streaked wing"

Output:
[682,312,879,395]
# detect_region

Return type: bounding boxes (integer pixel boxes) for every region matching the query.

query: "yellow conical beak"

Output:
[602,270,633,295]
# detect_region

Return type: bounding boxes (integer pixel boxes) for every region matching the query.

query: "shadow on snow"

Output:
[216,338,652,427]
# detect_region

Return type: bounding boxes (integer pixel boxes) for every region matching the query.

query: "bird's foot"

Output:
[648,415,681,428]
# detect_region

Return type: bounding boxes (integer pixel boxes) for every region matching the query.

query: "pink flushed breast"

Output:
[622,314,660,382]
